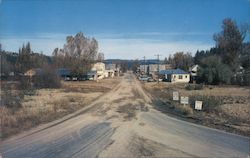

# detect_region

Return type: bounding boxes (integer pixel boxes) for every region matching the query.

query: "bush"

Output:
[197,55,233,85]
[243,69,250,86]
[189,95,222,112]
[33,66,61,89]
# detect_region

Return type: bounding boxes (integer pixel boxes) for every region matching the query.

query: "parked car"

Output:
[88,76,94,80]
[139,75,149,81]
[64,76,71,81]
[147,77,155,82]
[72,77,78,81]
[78,75,88,81]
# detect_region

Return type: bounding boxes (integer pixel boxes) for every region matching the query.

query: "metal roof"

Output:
[159,68,189,75]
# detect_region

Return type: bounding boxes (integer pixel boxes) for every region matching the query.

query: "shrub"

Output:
[243,68,250,86]
[189,95,222,112]
[197,55,233,85]
[1,83,23,109]
[33,66,61,89]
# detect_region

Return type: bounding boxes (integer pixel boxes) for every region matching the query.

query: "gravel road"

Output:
[1,72,249,158]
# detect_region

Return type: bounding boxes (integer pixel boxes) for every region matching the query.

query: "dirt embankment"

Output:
[143,82,250,136]
[0,78,120,139]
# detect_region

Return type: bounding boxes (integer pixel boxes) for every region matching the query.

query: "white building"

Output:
[148,64,168,75]
[105,70,115,78]
[105,64,116,70]
[139,65,149,74]
[159,69,190,83]
[189,65,199,83]
[189,65,199,77]
[106,63,120,76]
[91,62,106,79]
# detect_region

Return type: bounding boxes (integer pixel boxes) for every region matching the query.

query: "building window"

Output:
[185,75,188,78]
[179,75,183,79]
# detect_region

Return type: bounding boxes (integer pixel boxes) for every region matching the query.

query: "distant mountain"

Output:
[104,59,164,65]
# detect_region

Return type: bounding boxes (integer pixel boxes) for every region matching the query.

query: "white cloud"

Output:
[0,32,213,59]
[93,32,212,38]
[99,38,213,59]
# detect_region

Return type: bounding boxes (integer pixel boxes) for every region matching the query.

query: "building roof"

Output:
[56,68,71,76]
[159,68,189,75]
[189,64,199,72]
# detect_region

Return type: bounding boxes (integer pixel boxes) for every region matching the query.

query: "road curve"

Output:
[0,72,249,158]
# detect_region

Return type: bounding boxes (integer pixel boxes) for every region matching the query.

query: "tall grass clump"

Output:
[185,84,203,90]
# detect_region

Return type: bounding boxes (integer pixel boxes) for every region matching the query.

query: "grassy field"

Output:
[0,78,120,139]
[143,82,250,136]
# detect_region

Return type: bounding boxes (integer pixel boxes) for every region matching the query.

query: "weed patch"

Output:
[189,95,222,112]
[185,84,203,90]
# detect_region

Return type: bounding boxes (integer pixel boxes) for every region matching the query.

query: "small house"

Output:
[159,68,190,83]
[105,63,119,77]
[105,70,114,78]
[91,62,105,79]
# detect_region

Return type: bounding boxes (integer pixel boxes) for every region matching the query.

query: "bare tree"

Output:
[97,52,104,62]
[168,52,193,71]
[52,32,100,75]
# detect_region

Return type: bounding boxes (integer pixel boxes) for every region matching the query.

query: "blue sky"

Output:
[0,0,249,59]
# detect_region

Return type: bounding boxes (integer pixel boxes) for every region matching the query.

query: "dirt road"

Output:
[1,72,249,158]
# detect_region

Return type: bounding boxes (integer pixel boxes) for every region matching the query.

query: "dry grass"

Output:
[62,78,120,93]
[144,82,250,107]
[0,78,119,139]
[143,82,250,136]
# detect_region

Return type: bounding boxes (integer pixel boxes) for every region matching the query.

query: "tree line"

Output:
[164,18,249,86]
[0,32,103,78]
[0,32,104,89]
[0,43,51,76]
[1,18,249,86]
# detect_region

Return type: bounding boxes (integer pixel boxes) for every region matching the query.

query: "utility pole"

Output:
[155,54,161,84]
[143,56,146,75]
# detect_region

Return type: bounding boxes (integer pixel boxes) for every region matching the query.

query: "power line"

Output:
[155,54,162,84]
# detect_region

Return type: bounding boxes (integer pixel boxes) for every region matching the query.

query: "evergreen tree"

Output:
[214,18,244,71]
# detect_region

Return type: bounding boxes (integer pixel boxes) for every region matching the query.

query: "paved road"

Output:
[1,72,249,157]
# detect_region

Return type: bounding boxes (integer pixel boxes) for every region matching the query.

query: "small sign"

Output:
[195,101,203,110]
[180,96,189,105]
[173,91,179,101]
